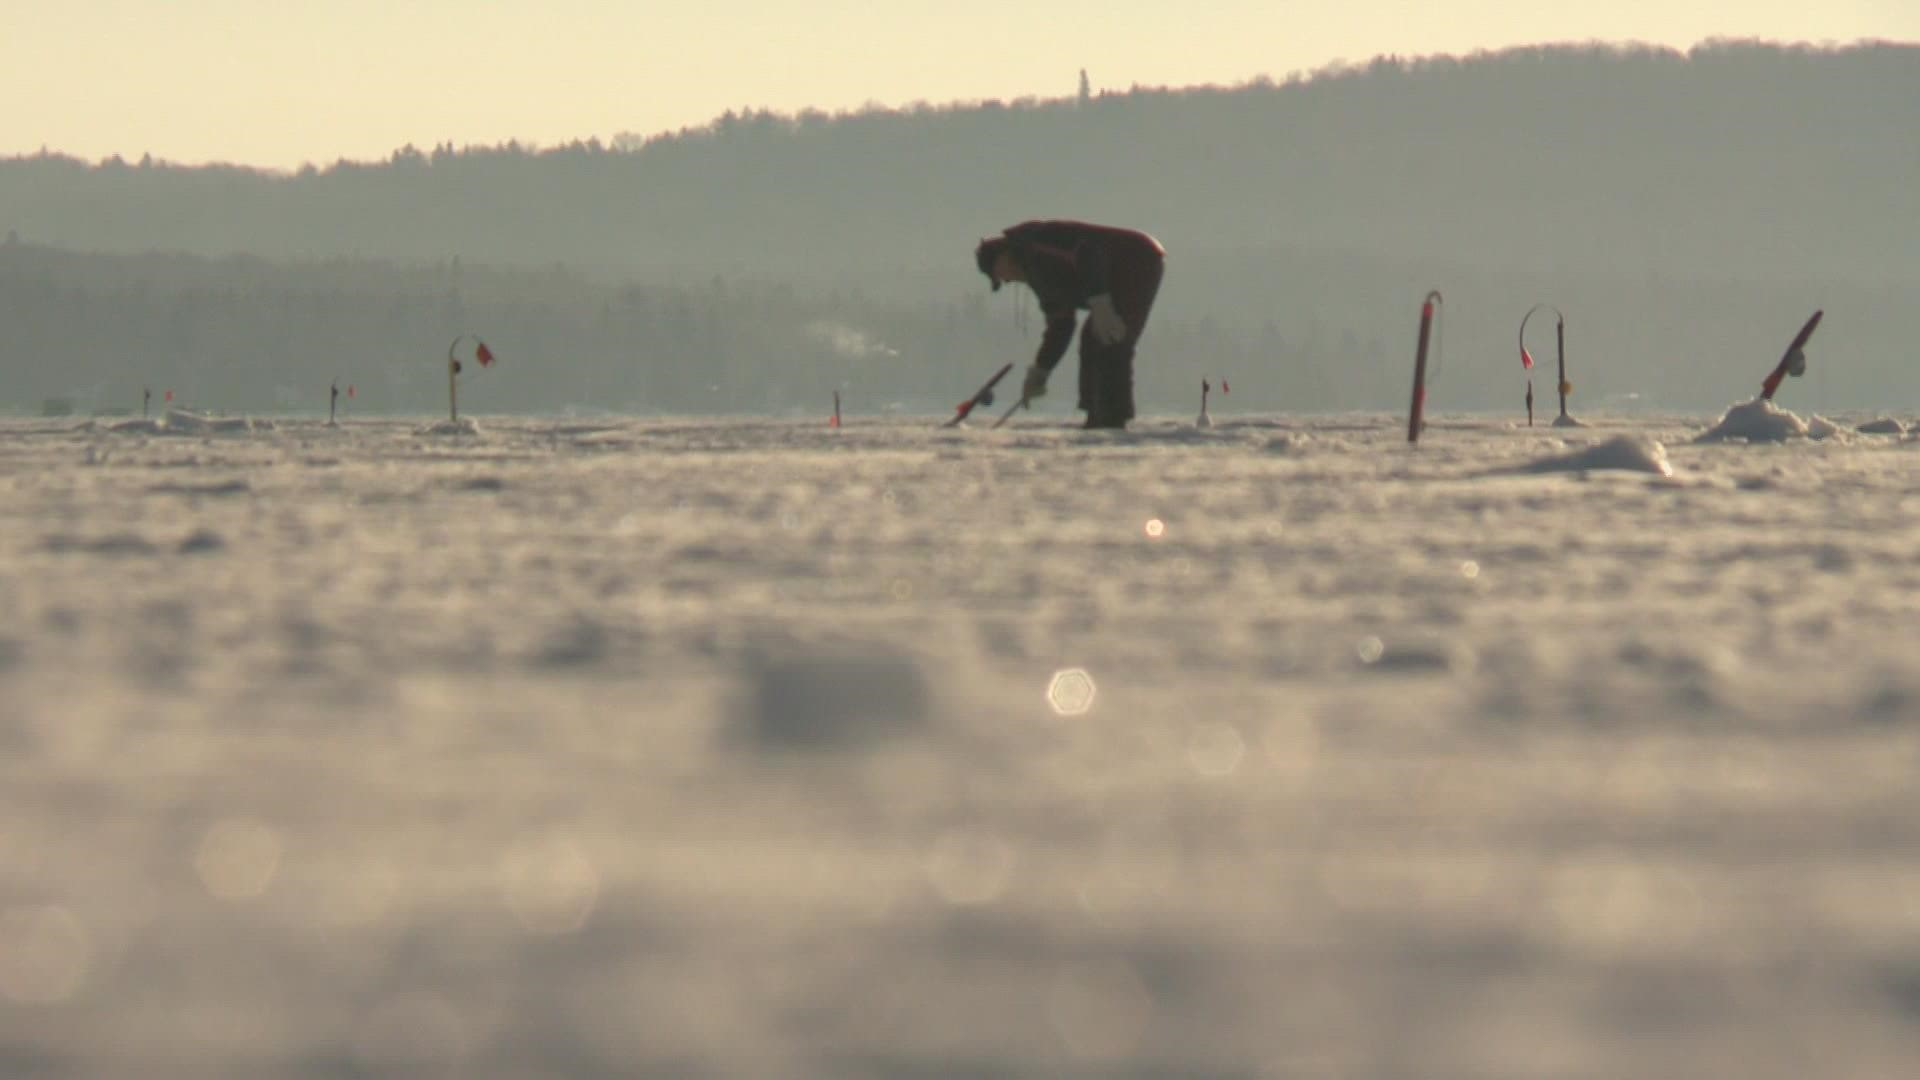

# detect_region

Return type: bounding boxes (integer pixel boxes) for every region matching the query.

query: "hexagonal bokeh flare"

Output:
[1047,668,1097,716]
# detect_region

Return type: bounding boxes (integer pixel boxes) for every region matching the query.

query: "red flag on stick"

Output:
[1521,347,1535,371]
[475,341,495,367]
[347,384,357,399]
[164,389,174,403]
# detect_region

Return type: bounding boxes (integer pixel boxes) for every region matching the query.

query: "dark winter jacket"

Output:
[995,220,1165,373]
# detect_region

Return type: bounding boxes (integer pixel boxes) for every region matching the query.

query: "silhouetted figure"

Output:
[975,220,1165,429]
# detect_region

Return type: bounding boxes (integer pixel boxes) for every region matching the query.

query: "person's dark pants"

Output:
[1077,246,1165,429]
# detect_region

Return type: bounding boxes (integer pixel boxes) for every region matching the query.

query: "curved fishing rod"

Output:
[444,334,496,422]
[1519,303,1567,426]
[1408,290,1442,444]
[1760,310,1822,402]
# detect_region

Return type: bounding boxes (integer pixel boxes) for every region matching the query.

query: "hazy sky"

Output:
[4,1,1913,171]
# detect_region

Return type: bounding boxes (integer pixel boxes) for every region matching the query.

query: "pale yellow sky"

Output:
[2,1,1913,171]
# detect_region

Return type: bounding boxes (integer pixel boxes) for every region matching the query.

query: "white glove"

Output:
[1021,364,1049,401]
[1086,294,1127,345]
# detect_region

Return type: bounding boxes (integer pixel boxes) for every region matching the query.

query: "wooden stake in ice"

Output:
[329,379,340,426]
[1519,303,1570,426]
[1407,291,1442,444]
[1760,310,1823,402]
[445,335,497,422]
[142,387,151,418]
[831,390,841,428]
[1197,379,1212,428]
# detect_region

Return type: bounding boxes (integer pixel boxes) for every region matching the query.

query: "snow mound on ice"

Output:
[416,417,483,437]
[1806,415,1846,441]
[1550,413,1588,428]
[161,408,268,434]
[102,409,269,436]
[1696,399,1808,443]
[1857,418,1906,435]
[1510,435,1673,477]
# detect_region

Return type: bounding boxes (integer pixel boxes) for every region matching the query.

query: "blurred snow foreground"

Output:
[728,632,931,749]
[7,411,1920,1078]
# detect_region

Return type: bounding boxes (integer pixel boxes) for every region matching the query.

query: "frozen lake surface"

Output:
[5,409,1920,1077]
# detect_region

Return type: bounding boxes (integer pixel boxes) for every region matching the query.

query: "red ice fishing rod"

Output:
[1760,310,1823,401]
[1407,290,1442,444]
[945,362,1013,428]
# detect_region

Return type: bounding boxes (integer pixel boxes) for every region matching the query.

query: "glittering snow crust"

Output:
[5,411,1920,1078]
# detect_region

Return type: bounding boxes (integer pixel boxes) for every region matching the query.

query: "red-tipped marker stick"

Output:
[1408,291,1441,444]
[1760,310,1823,401]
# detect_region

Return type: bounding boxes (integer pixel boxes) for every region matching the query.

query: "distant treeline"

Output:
[0,241,1407,415]
[3,41,1914,287]
[3,238,1907,417]
[2,40,1916,415]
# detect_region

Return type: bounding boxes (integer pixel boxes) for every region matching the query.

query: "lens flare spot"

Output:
[318,864,399,930]
[498,838,600,935]
[1049,959,1154,1061]
[1144,518,1165,539]
[354,992,470,1070]
[1355,637,1385,665]
[1187,722,1246,777]
[924,830,1015,906]
[1460,560,1481,579]
[1047,668,1098,716]
[195,817,283,903]
[890,578,914,600]
[0,906,90,1005]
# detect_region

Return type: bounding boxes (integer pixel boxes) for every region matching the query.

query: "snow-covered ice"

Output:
[1697,395,1843,441]
[5,410,1920,1077]
[1507,433,1674,476]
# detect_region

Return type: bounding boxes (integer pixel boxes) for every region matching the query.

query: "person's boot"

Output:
[1083,389,1127,429]
[1083,352,1131,429]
